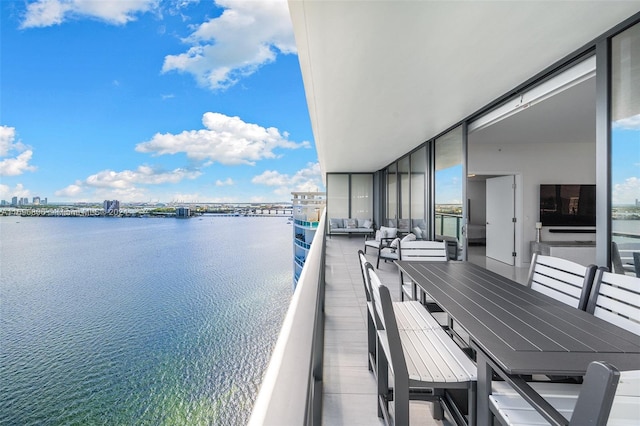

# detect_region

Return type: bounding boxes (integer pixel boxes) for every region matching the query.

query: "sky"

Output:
[1,0,322,204]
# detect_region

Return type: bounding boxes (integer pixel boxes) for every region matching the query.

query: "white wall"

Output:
[468,141,595,264]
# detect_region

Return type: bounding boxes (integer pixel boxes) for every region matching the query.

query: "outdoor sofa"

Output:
[328,218,374,236]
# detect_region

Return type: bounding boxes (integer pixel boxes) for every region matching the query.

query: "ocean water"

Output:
[0,216,293,425]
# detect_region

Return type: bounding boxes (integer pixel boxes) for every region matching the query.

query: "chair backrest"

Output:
[398,240,448,262]
[612,242,640,275]
[527,253,597,311]
[587,268,640,335]
[358,250,373,302]
[635,252,640,278]
[607,369,640,424]
[368,269,386,330]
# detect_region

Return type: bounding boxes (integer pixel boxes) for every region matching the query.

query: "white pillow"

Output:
[362,219,373,229]
[401,233,417,243]
[383,227,398,239]
[412,227,423,238]
[392,233,416,248]
[389,237,401,249]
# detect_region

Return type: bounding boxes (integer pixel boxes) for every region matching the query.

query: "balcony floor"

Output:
[321,236,529,425]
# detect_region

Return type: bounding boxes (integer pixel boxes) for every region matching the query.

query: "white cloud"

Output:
[136,112,309,165]
[162,0,296,90]
[613,176,640,205]
[55,165,202,201]
[0,151,38,176]
[252,162,323,196]
[0,183,31,200]
[215,177,234,186]
[0,126,22,157]
[20,0,158,28]
[0,126,37,176]
[614,114,640,130]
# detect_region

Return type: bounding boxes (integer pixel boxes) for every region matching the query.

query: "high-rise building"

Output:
[291,192,326,288]
[176,207,191,218]
[11,196,17,206]
[33,196,40,205]
[103,200,120,215]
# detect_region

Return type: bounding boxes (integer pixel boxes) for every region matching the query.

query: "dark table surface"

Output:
[395,261,640,375]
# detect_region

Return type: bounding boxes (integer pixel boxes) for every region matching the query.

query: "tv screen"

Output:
[539,184,596,227]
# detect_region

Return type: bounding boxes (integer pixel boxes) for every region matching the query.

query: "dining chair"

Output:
[490,362,639,425]
[369,269,476,425]
[358,250,377,371]
[526,253,597,311]
[397,240,448,301]
[586,267,640,336]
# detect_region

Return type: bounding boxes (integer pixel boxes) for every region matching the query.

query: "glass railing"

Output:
[435,212,463,240]
[249,210,326,426]
[295,218,320,229]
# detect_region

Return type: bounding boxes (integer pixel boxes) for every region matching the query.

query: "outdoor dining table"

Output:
[395,260,640,426]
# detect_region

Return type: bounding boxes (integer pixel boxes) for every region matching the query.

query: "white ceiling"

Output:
[288,1,640,175]
[469,76,596,148]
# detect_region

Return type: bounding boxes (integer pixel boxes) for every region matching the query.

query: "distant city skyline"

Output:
[1,0,322,204]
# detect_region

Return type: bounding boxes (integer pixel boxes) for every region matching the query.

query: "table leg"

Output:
[474,346,493,426]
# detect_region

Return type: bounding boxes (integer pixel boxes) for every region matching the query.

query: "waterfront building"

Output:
[251,2,640,425]
[11,197,17,206]
[103,199,120,215]
[176,206,191,218]
[33,196,40,205]
[291,192,326,287]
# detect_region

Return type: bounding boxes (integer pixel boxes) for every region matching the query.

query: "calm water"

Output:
[0,216,293,425]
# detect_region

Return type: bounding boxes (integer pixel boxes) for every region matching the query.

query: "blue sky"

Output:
[1,0,322,204]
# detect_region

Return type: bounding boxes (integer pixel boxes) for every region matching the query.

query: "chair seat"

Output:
[365,239,381,249]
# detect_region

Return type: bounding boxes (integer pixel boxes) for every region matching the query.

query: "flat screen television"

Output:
[539,184,596,227]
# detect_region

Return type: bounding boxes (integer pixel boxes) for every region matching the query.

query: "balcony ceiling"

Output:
[288,1,640,175]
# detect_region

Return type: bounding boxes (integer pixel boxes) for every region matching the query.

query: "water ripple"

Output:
[1,216,292,425]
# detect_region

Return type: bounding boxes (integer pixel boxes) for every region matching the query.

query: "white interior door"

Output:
[486,175,515,265]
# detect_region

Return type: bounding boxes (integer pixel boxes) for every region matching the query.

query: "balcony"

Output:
[251,213,460,425]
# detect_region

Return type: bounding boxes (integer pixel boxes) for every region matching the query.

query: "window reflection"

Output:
[435,126,464,256]
[611,22,640,271]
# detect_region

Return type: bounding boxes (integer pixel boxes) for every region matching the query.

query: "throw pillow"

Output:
[330,218,343,229]
[412,227,423,239]
[345,218,357,229]
[401,233,417,244]
[362,219,372,229]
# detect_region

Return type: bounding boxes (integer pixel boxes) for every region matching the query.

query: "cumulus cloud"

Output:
[215,177,234,186]
[252,162,323,196]
[613,176,640,205]
[55,165,201,200]
[162,0,296,90]
[136,112,309,165]
[20,0,158,28]
[614,114,640,130]
[0,126,37,176]
[0,183,31,200]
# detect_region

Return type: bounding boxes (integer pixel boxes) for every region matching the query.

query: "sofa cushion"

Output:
[344,218,357,229]
[380,226,398,239]
[361,219,373,229]
[330,218,344,229]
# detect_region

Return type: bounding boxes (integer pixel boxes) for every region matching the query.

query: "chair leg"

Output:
[367,314,375,372]
[377,341,389,418]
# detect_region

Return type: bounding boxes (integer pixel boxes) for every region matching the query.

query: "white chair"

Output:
[527,253,597,311]
[364,226,397,255]
[490,362,640,425]
[612,242,640,276]
[586,268,640,335]
[369,269,476,425]
[397,240,448,302]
